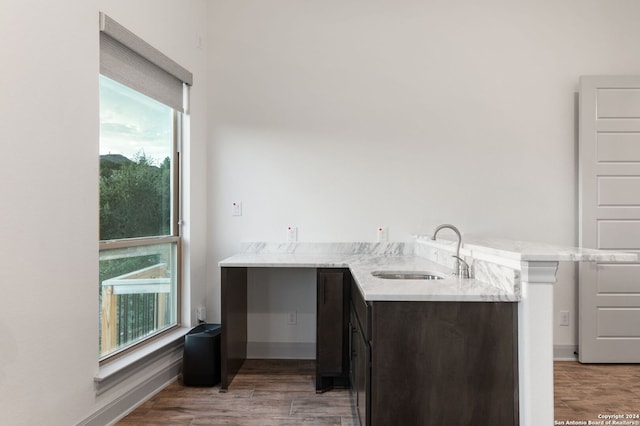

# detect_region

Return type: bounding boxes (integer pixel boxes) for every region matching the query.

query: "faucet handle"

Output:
[452,255,471,279]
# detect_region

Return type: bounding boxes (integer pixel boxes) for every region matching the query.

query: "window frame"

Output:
[98,74,184,364]
[98,12,193,366]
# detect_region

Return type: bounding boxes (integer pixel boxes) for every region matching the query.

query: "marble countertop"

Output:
[416,235,638,263]
[216,253,352,268]
[218,238,637,303]
[347,255,518,302]
[219,243,518,302]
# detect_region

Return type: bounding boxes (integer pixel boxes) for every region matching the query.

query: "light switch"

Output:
[377,226,388,242]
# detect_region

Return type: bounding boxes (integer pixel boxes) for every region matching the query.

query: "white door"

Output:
[579,75,640,363]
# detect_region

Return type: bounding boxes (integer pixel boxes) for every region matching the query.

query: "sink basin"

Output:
[371,271,444,280]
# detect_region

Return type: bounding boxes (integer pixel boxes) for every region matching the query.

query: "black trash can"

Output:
[182,323,221,386]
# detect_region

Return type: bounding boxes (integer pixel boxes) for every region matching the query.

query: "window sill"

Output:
[94,327,190,395]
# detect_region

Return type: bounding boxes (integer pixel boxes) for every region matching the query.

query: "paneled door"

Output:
[579,75,640,362]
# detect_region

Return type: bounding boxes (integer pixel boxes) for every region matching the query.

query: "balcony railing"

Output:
[100,263,172,356]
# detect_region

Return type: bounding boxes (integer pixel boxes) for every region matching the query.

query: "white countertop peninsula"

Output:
[220,238,635,269]
[417,234,637,263]
[219,241,518,302]
[219,238,635,303]
[219,238,637,426]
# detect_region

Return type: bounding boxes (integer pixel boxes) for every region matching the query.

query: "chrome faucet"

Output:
[431,224,470,279]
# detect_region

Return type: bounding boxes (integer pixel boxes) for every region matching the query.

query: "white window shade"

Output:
[99,12,192,113]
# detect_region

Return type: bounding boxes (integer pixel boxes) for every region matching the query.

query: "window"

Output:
[98,13,192,360]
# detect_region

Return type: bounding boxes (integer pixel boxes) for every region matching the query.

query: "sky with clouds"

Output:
[99,75,173,165]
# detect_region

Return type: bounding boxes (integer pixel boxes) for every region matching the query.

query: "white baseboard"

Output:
[554,345,578,361]
[79,359,181,426]
[78,333,184,426]
[247,341,316,359]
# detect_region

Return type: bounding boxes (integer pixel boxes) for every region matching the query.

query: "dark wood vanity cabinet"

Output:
[350,279,519,426]
[349,279,369,426]
[370,301,519,426]
[221,265,518,425]
[221,266,352,393]
[315,268,350,392]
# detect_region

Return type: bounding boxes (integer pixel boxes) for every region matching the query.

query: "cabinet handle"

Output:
[320,276,325,305]
[323,277,327,304]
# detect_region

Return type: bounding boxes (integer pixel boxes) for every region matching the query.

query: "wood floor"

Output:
[117,359,356,425]
[118,360,640,425]
[554,361,640,422]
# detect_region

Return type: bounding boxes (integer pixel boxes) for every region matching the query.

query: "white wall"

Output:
[206,0,640,351]
[0,1,208,424]
[2,1,639,423]
[0,2,99,424]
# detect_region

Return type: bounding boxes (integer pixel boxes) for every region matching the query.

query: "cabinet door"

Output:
[354,318,369,426]
[316,269,350,391]
[370,301,518,426]
[350,294,370,426]
[349,307,357,390]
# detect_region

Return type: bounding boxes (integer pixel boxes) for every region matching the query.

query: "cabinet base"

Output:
[316,375,350,393]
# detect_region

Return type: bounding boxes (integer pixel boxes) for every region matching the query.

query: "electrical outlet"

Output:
[232,201,242,216]
[286,226,297,242]
[287,311,297,325]
[559,310,569,326]
[196,306,206,322]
